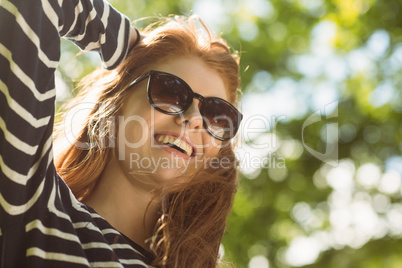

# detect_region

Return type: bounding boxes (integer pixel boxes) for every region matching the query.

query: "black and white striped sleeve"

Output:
[58,0,131,69]
[0,1,154,267]
[0,0,130,224]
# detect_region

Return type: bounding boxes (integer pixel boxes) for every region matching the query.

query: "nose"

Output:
[175,101,203,129]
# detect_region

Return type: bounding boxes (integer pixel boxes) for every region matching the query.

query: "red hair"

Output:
[55,15,241,267]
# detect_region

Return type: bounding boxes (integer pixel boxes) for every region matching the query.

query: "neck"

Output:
[82,157,161,250]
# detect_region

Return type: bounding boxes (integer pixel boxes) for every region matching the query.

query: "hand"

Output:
[129,27,140,49]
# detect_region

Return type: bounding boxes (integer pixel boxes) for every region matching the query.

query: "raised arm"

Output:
[0,0,131,222]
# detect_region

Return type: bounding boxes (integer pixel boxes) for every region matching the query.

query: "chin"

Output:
[154,168,191,182]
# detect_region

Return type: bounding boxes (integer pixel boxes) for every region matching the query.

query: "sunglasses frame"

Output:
[127,70,243,141]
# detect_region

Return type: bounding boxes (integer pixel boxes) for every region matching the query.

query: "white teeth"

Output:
[156,135,193,156]
[173,139,181,146]
[186,143,193,156]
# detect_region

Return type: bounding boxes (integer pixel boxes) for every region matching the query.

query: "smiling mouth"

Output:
[155,134,194,157]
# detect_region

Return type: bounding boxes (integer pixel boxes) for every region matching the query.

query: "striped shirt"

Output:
[0,0,154,266]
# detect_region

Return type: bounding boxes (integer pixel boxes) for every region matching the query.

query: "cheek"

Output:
[115,112,152,153]
[203,137,223,157]
[118,110,173,146]
[123,120,149,144]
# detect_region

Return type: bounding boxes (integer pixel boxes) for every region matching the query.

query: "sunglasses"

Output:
[127,70,243,141]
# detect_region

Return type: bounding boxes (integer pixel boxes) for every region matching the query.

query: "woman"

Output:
[0,0,242,267]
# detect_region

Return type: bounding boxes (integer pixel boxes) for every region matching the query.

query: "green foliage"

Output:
[58,0,402,267]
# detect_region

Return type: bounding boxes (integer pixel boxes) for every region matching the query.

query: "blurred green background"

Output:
[56,0,402,267]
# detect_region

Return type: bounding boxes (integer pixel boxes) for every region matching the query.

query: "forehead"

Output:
[149,56,228,101]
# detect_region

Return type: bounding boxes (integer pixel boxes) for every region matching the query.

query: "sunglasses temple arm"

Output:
[126,73,149,89]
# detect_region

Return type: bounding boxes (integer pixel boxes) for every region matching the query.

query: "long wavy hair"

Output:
[55,15,241,267]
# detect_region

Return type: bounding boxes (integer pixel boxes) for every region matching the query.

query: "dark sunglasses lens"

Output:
[149,74,191,113]
[203,99,241,140]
